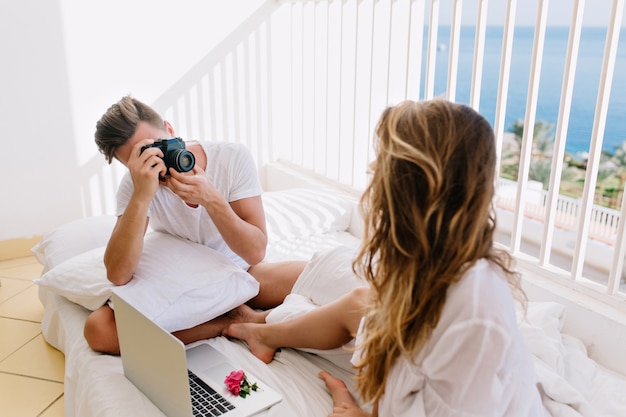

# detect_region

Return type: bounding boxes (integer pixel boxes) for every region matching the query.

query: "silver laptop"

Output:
[112,291,282,417]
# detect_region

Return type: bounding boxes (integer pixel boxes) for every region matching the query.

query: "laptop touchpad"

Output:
[203,362,237,384]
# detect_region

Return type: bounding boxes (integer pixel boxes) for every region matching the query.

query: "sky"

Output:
[437,0,625,27]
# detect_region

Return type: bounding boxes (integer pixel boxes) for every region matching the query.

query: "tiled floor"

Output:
[0,256,64,417]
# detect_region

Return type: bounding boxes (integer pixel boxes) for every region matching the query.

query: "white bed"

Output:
[34,185,626,417]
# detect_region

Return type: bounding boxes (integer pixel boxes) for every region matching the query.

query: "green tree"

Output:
[605,141,626,207]
[596,159,619,206]
[529,158,552,189]
[510,119,555,160]
[610,141,626,185]
[507,119,555,186]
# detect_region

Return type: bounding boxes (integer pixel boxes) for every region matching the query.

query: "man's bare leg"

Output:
[84,305,120,354]
[84,304,268,354]
[223,287,369,363]
[227,304,270,323]
[173,316,234,344]
[247,260,307,308]
[174,304,269,344]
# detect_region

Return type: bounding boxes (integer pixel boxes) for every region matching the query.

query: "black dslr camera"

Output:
[140,138,195,174]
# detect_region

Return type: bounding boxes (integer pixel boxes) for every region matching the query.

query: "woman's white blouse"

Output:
[352,259,546,416]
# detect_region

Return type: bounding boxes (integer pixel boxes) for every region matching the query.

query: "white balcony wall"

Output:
[0,0,265,242]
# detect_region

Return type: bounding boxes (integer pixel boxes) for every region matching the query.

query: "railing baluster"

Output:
[408,0,427,102]
[424,0,439,99]
[609,184,626,294]
[573,0,624,281]
[511,0,549,254]
[493,0,517,183]
[540,0,585,268]
[469,0,488,110]
[446,0,463,102]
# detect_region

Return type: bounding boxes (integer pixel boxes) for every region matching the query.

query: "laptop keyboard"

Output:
[188,370,236,416]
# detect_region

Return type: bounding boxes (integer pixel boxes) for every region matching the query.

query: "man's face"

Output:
[115,121,172,166]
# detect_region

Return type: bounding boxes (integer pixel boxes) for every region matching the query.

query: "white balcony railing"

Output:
[152,0,626,308]
[496,177,621,244]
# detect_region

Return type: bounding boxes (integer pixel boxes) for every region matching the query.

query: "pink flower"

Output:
[225,370,245,395]
[224,369,260,398]
[229,383,241,396]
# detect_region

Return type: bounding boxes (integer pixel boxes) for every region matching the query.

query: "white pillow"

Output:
[31,215,117,272]
[267,245,366,324]
[113,233,259,332]
[34,232,260,332]
[34,246,110,310]
[265,245,366,372]
[291,245,366,306]
[263,188,354,243]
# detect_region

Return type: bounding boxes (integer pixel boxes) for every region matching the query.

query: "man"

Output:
[84,95,305,354]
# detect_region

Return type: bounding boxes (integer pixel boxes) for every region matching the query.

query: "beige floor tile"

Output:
[39,395,64,417]
[0,277,33,303]
[0,261,43,280]
[0,334,64,382]
[0,256,65,417]
[0,373,63,417]
[0,256,40,269]
[0,284,44,322]
[0,317,41,361]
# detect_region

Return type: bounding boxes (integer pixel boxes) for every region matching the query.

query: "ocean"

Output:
[429,26,626,157]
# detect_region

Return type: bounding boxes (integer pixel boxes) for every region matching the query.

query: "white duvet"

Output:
[263,289,626,417]
[520,302,626,417]
[266,246,626,416]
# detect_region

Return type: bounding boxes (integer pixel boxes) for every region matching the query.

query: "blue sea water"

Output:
[429,26,626,157]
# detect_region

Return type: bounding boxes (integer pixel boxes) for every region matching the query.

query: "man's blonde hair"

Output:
[94,96,164,163]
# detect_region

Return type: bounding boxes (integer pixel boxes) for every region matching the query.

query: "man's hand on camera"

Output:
[165,165,218,208]
[128,139,167,201]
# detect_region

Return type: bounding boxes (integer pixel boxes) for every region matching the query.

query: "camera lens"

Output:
[175,150,195,172]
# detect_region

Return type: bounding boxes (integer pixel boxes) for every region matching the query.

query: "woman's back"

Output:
[376,259,545,416]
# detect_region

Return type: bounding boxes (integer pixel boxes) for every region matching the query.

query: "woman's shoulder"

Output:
[445,259,517,324]
[458,259,510,296]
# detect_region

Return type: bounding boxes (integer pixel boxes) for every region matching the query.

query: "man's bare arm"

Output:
[105,139,164,285]
[104,203,150,285]
[167,166,267,265]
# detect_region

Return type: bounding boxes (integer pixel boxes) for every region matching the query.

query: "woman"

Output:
[225,100,544,416]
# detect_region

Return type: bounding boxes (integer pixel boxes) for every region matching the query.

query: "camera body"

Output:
[140,137,195,174]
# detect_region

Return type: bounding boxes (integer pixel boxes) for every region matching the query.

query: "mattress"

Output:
[35,188,626,417]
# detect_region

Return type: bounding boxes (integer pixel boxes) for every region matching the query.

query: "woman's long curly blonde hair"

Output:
[352,99,524,403]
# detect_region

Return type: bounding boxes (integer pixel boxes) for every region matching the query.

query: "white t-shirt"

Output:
[353,259,546,417]
[115,141,263,269]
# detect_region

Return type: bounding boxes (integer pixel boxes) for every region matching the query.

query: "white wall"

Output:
[0,0,265,242]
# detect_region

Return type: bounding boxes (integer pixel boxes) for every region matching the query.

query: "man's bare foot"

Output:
[319,371,369,416]
[226,304,269,324]
[222,323,277,364]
